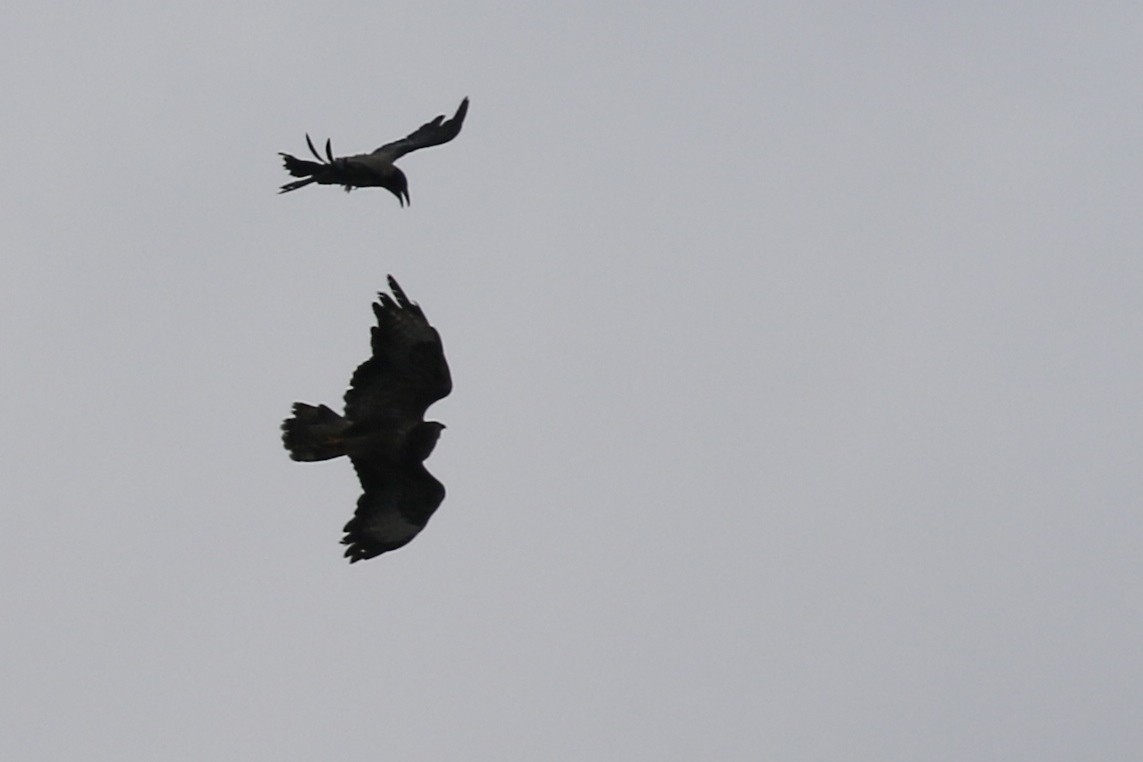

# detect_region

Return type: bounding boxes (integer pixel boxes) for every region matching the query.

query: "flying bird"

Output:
[278,97,469,205]
[282,277,452,562]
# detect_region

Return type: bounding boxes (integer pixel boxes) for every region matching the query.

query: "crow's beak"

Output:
[387,187,408,207]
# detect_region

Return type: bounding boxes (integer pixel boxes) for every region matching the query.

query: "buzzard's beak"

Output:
[401,189,410,207]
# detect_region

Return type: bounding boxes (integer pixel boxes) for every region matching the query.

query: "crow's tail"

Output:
[278,153,325,193]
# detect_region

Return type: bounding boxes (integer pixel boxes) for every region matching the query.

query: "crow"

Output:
[278,97,469,206]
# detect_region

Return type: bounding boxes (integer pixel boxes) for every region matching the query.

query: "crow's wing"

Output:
[371,98,469,162]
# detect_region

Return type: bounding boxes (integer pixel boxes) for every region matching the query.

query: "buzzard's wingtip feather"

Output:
[386,277,414,310]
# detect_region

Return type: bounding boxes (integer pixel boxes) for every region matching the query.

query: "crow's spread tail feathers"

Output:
[278,153,324,193]
[278,133,338,193]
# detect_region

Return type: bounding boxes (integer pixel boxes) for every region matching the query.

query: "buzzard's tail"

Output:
[278,153,324,193]
[281,403,352,461]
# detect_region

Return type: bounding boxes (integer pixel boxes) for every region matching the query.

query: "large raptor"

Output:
[282,277,452,562]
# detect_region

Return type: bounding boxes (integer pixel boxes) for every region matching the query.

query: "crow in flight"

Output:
[278,97,469,206]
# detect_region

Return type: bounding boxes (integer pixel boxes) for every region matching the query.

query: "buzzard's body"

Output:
[278,98,469,206]
[282,277,451,562]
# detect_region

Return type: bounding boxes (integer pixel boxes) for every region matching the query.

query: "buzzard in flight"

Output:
[282,277,452,562]
[278,97,469,206]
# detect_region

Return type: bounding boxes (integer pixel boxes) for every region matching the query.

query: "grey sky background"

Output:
[4,2,1142,759]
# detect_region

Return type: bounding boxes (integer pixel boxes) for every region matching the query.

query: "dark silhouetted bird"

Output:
[278,98,469,205]
[282,277,452,562]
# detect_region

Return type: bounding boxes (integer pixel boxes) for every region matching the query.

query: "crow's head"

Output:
[382,168,410,207]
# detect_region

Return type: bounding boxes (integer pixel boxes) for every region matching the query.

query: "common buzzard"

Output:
[282,277,452,562]
[278,97,469,206]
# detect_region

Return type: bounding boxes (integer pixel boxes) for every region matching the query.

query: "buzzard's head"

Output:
[407,421,445,462]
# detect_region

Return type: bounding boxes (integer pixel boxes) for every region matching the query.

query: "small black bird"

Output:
[282,277,452,562]
[278,97,469,206]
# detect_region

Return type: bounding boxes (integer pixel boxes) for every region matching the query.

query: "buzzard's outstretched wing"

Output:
[342,459,446,562]
[344,276,451,426]
[371,97,469,163]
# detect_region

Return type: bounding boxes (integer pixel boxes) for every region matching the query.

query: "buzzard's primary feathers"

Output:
[278,97,469,206]
[282,277,452,562]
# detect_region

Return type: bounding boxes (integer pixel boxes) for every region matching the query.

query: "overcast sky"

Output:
[3,2,1142,760]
